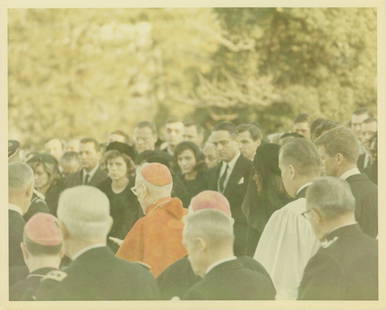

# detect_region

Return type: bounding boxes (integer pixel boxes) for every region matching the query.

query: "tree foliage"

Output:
[8,8,377,148]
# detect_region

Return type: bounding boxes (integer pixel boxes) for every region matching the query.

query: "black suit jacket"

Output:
[346,173,378,237]
[207,155,252,221]
[64,167,108,189]
[36,246,159,300]
[183,259,275,300]
[298,224,378,300]
[158,255,275,300]
[206,155,252,255]
[10,267,57,300]
[9,209,28,287]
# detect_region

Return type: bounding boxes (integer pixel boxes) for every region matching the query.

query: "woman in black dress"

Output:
[174,141,208,205]
[26,153,64,217]
[98,143,143,252]
[241,143,291,256]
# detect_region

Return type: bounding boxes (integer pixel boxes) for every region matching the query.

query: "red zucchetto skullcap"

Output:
[141,163,172,186]
[24,213,63,246]
[189,191,232,217]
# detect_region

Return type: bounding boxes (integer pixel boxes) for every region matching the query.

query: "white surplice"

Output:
[254,197,320,300]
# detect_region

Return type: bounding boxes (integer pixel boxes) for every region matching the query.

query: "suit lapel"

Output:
[224,156,245,195]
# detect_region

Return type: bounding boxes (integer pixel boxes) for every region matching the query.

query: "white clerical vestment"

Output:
[254,196,320,300]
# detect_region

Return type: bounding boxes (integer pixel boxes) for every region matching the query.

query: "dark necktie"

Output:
[218,164,229,193]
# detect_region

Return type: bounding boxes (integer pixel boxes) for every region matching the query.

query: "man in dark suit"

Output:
[10,213,63,300]
[64,138,107,188]
[158,190,274,300]
[36,186,159,300]
[182,209,275,300]
[9,162,34,286]
[315,126,378,237]
[206,122,253,255]
[298,177,378,300]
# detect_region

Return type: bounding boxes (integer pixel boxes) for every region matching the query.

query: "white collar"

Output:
[222,152,241,171]
[9,203,23,216]
[296,182,313,196]
[83,164,99,179]
[71,243,105,261]
[205,256,237,275]
[340,168,361,180]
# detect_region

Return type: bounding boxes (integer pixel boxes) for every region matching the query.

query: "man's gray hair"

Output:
[57,186,112,240]
[183,209,234,248]
[279,138,322,176]
[306,177,355,220]
[9,162,34,191]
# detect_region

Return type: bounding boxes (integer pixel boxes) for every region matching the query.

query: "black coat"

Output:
[64,167,108,189]
[35,246,159,300]
[183,259,275,300]
[9,209,26,286]
[206,155,253,255]
[158,255,274,300]
[346,173,378,237]
[10,267,57,300]
[298,224,378,300]
[24,192,50,222]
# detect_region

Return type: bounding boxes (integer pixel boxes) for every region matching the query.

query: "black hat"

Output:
[8,140,20,158]
[106,142,136,160]
[253,143,281,176]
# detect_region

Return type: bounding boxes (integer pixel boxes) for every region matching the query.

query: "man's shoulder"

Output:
[271,198,305,217]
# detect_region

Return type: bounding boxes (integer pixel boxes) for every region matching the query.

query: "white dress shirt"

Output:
[217,152,241,191]
[340,167,361,180]
[82,164,99,184]
[254,196,320,300]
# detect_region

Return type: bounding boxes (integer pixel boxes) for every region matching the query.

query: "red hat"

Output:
[189,191,231,217]
[24,213,63,246]
[141,163,172,186]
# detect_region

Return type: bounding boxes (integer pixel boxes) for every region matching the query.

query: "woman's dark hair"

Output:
[26,153,62,187]
[174,141,206,175]
[102,150,135,176]
[242,143,289,229]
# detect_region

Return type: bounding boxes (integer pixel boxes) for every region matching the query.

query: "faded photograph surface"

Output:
[7,8,379,302]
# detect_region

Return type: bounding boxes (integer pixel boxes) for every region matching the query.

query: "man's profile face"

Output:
[209,130,239,163]
[183,229,206,278]
[165,122,184,147]
[133,127,156,153]
[361,121,377,146]
[317,146,338,177]
[236,131,261,161]
[294,122,310,139]
[351,113,368,138]
[79,142,99,171]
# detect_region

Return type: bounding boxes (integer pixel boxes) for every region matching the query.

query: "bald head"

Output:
[189,191,231,217]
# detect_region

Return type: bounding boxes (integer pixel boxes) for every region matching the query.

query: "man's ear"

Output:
[335,153,344,166]
[288,164,296,180]
[195,237,207,253]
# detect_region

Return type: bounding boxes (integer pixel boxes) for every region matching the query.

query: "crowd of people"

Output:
[8,108,378,301]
